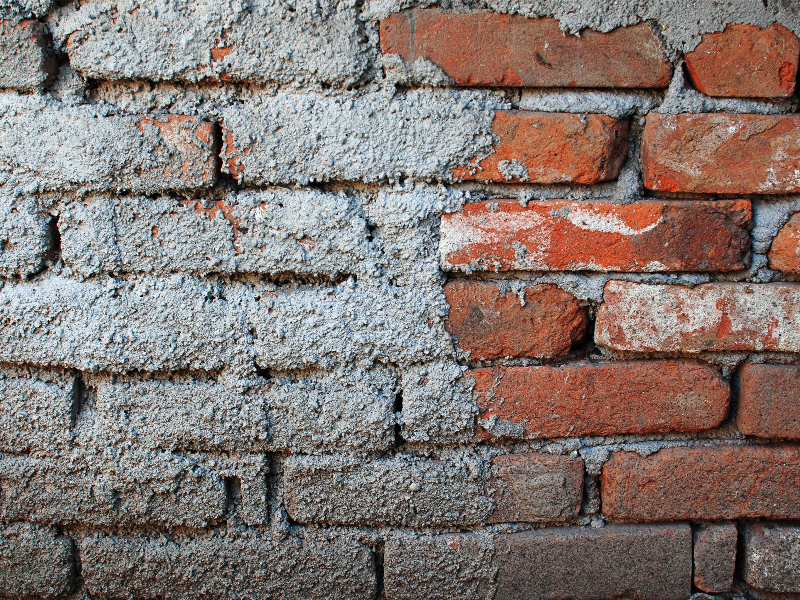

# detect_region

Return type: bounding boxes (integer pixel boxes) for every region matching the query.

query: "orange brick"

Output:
[444,281,587,360]
[472,361,729,440]
[440,199,751,273]
[642,113,800,194]
[685,24,799,98]
[602,445,800,521]
[768,212,800,273]
[452,111,628,184]
[737,364,800,440]
[380,10,672,88]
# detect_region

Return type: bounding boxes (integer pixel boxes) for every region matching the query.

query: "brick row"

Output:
[385,525,691,600]
[440,199,751,273]
[284,452,583,527]
[0,523,74,598]
[380,10,672,88]
[0,18,54,90]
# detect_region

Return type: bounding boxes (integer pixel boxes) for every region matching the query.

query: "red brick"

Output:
[595,281,800,353]
[380,10,672,88]
[444,280,587,360]
[642,113,800,194]
[488,453,583,523]
[601,445,800,521]
[440,199,751,273]
[472,361,729,440]
[685,24,799,98]
[768,212,800,273]
[452,111,628,184]
[737,364,800,440]
[693,522,737,593]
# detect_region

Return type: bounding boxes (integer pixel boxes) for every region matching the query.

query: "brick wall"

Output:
[1,1,800,598]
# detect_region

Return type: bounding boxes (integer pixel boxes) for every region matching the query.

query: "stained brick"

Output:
[595,281,800,353]
[440,199,751,273]
[685,24,799,98]
[737,363,800,439]
[741,523,800,593]
[384,525,692,600]
[452,111,628,184]
[380,10,672,88]
[768,212,800,273]
[0,19,55,91]
[642,113,800,194]
[693,522,737,593]
[473,361,729,440]
[602,445,800,521]
[0,523,74,598]
[444,281,587,360]
[81,530,377,600]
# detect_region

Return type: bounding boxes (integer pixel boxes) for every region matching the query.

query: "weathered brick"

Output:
[473,360,729,440]
[685,24,799,98]
[220,89,501,185]
[768,212,800,273]
[81,530,377,600]
[0,195,51,278]
[741,523,800,593]
[693,522,737,593]
[0,95,217,194]
[284,452,581,527]
[0,368,75,453]
[0,19,55,91]
[0,523,74,598]
[595,281,800,353]
[0,450,226,528]
[737,363,800,439]
[444,281,587,360]
[384,525,691,600]
[452,111,628,184]
[59,190,381,278]
[642,113,800,194]
[57,0,370,87]
[602,445,800,521]
[381,10,672,88]
[440,199,751,273]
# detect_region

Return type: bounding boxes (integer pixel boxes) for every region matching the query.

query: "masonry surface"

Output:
[1,0,800,598]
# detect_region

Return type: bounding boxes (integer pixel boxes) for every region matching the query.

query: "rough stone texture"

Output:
[0,368,75,453]
[0,195,51,278]
[737,364,800,440]
[81,530,377,599]
[440,199,751,273]
[59,190,381,279]
[693,522,737,593]
[0,95,217,195]
[595,281,800,353]
[221,88,503,185]
[0,523,74,598]
[487,453,583,523]
[685,24,799,98]
[0,449,227,528]
[768,211,800,274]
[641,113,800,194]
[602,445,800,521]
[443,281,588,360]
[452,111,628,184]
[380,10,672,88]
[0,19,55,91]
[742,523,800,593]
[54,0,371,87]
[473,360,730,440]
[384,525,692,600]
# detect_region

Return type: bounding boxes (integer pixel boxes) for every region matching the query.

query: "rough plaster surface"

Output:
[0,523,74,598]
[0,195,51,278]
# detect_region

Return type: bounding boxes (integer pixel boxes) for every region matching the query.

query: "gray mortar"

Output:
[380,54,456,87]
[0,18,55,91]
[0,522,74,598]
[221,87,506,185]
[0,0,50,18]
[0,93,216,196]
[80,528,377,600]
[51,0,373,88]
[0,194,51,278]
[518,90,662,119]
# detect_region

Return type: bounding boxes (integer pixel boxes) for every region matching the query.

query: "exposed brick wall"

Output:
[1,1,800,598]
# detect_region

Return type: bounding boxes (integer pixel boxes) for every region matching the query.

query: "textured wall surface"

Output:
[2,0,800,598]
